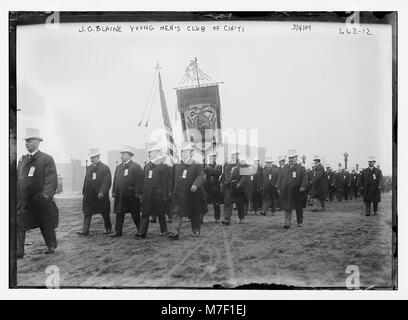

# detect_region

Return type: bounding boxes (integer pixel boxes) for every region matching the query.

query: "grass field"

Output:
[16,193,394,289]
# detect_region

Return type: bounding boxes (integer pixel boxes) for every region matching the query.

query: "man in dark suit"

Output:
[235,158,254,223]
[335,163,345,201]
[349,169,359,200]
[310,155,328,212]
[168,142,205,239]
[110,146,143,237]
[250,158,263,214]
[221,151,240,225]
[77,148,112,236]
[17,128,58,258]
[277,150,308,229]
[140,146,171,238]
[260,157,279,215]
[204,151,222,222]
[275,155,286,210]
[325,164,336,202]
[359,156,383,216]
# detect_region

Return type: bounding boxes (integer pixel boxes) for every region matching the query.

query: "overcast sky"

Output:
[16,21,392,174]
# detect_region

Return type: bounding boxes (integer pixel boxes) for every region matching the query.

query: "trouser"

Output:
[164,199,172,220]
[343,184,349,200]
[311,197,326,210]
[82,212,111,233]
[234,192,247,220]
[223,188,234,220]
[262,189,276,213]
[353,187,358,199]
[284,208,303,226]
[365,201,379,213]
[17,222,57,257]
[171,213,201,236]
[140,196,167,236]
[327,186,334,201]
[213,202,221,220]
[251,190,262,212]
[114,210,140,234]
[336,189,344,201]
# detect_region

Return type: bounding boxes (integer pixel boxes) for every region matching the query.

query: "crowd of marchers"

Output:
[16,128,390,258]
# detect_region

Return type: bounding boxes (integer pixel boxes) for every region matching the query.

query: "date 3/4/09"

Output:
[291,24,312,32]
[339,27,373,36]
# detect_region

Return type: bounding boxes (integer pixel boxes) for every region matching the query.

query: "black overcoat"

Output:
[82,161,111,216]
[17,151,58,230]
[112,160,143,214]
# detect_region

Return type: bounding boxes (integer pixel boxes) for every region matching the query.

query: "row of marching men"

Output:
[16,128,386,258]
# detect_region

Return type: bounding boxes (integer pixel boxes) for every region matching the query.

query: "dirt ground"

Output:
[17,193,394,289]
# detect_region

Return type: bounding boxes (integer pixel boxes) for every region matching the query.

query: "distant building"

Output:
[55,159,85,193]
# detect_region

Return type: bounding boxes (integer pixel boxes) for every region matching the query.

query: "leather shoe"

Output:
[110,232,122,238]
[168,233,179,240]
[45,247,55,254]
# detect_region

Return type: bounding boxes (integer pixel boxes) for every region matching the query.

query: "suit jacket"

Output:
[17,150,58,230]
[277,163,308,210]
[82,161,111,216]
[172,160,205,217]
[262,166,279,198]
[204,163,222,202]
[142,161,171,214]
[310,163,328,199]
[112,160,143,214]
[359,167,383,202]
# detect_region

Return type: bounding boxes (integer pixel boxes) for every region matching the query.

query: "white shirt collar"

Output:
[29,149,39,156]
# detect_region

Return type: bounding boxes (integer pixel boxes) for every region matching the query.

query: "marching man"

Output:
[17,128,59,258]
[204,151,223,222]
[359,156,383,216]
[110,146,143,238]
[309,155,328,212]
[169,142,205,240]
[260,156,279,215]
[77,148,112,235]
[277,150,308,229]
[221,151,241,225]
[140,145,171,238]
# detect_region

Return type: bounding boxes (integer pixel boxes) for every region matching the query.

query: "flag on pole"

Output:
[158,70,176,156]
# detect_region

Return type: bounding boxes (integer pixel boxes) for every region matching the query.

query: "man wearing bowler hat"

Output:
[359,156,383,216]
[17,128,59,258]
[77,148,112,236]
[277,150,308,228]
[110,146,143,237]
